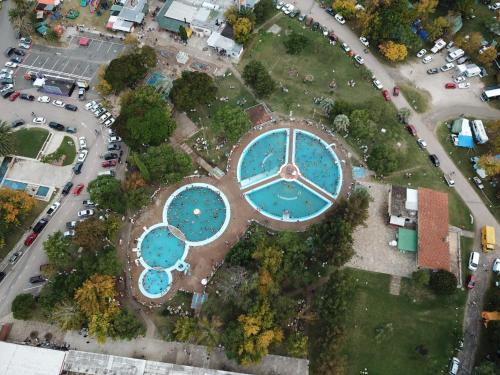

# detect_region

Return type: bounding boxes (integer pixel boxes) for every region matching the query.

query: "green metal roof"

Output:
[110,4,123,12]
[397,228,417,252]
[155,0,189,32]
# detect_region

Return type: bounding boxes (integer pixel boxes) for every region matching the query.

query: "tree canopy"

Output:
[0,188,35,249]
[283,31,308,55]
[88,176,126,213]
[242,60,275,98]
[140,144,192,184]
[253,0,274,24]
[0,121,14,156]
[169,71,217,111]
[115,86,176,150]
[211,105,251,143]
[12,293,36,320]
[429,270,457,295]
[43,231,73,268]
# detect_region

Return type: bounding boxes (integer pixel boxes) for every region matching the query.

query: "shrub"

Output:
[12,293,36,320]
[429,270,457,295]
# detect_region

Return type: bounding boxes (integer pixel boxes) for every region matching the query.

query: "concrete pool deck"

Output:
[129,120,354,304]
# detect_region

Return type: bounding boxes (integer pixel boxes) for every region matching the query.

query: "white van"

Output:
[468,251,480,271]
[448,357,460,375]
[446,48,464,62]
[98,170,115,177]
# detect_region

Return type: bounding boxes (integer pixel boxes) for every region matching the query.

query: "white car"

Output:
[489,2,500,10]
[77,149,88,163]
[359,36,369,47]
[33,117,46,124]
[78,209,94,217]
[372,77,383,90]
[104,118,115,128]
[85,100,97,110]
[468,251,479,271]
[493,258,500,273]
[417,138,427,149]
[63,230,75,238]
[79,136,87,150]
[46,201,61,216]
[18,42,30,49]
[108,135,122,143]
[422,55,433,64]
[341,43,351,52]
[5,62,18,68]
[334,14,346,24]
[276,0,284,9]
[453,76,466,83]
[458,82,470,89]
[441,63,454,72]
[1,84,14,91]
[283,4,292,14]
[417,49,427,58]
[37,95,50,103]
[1,69,14,75]
[0,73,13,80]
[354,55,364,64]
[99,112,111,123]
[52,99,65,107]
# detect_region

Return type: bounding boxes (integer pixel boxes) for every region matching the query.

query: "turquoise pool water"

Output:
[238,129,288,187]
[141,269,171,297]
[165,185,228,244]
[294,130,342,197]
[140,226,186,268]
[246,180,331,221]
[36,186,50,197]
[2,179,28,191]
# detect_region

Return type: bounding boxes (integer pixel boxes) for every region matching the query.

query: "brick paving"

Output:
[128,120,354,306]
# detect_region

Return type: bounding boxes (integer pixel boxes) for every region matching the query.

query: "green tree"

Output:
[0,121,13,156]
[115,85,176,150]
[43,231,72,268]
[283,31,308,55]
[211,105,251,143]
[195,316,223,351]
[169,71,217,111]
[286,332,308,358]
[126,187,149,211]
[367,143,400,175]
[95,248,122,276]
[242,60,275,98]
[140,144,192,184]
[50,301,84,330]
[74,217,108,251]
[179,26,188,43]
[429,270,457,295]
[174,316,197,341]
[88,176,125,213]
[12,293,36,320]
[8,0,33,37]
[253,0,274,24]
[109,310,146,340]
[140,46,157,68]
[411,269,430,287]
[333,114,349,133]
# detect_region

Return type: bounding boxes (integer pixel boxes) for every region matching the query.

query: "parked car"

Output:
[52,99,65,107]
[62,181,74,195]
[29,275,46,284]
[441,63,455,72]
[108,135,122,143]
[0,272,5,283]
[18,42,30,49]
[24,232,38,246]
[1,68,14,75]
[12,48,25,56]
[10,56,23,63]
[429,154,440,167]
[417,49,427,58]
[449,357,460,375]
[468,251,480,271]
[83,200,95,207]
[73,161,83,175]
[9,252,21,263]
[334,13,345,24]
[393,86,400,96]
[458,82,470,89]
[102,159,117,168]
[20,93,35,101]
[77,149,88,163]
[63,230,76,238]
[359,36,369,47]
[78,209,94,217]
[37,95,50,103]
[66,221,77,229]
[453,76,466,83]
[79,136,87,150]
[472,176,484,189]
[99,112,111,123]
[446,41,454,49]
[46,201,61,216]
[104,152,118,160]
[1,89,14,98]
[354,55,364,64]
[85,100,97,110]
[5,62,18,68]
[65,103,78,111]
[33,117,46,124]
[32,218,48,233]
[66,127,77,134]
[422,55,433,64]
[103,118,115,128]
[341,42,351,52]
[11,119,25,128]
[48,121,65,131]
[406,125,417,136]
[372,77,383,90]
[457,56,469,65]
[445,83,457,89]
[107,143,121,151]
[382,89,391,101]
[467,274,477,289]
[312,21,320,31]
[417,138,427,149]
[493,258,500,273]
[325,7,335,16]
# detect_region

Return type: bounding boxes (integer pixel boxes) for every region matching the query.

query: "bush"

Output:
[242,60,275,98]
[411,269,430,287]
[429,270,457,295]
[12,293,36,320]
[283,31,308,55]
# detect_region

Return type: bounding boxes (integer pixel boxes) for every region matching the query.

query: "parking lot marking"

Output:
[30,55,40,67]
[106,44,113,54]
[41,56,50,68]
[23,284,44,292]
[81,64,90,78]
[17,63,92,81]
[62,59,70,72]
[71,63,79,74]
[51,58,60,70]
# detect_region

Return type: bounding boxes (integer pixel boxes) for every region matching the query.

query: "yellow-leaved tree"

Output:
[234,17,253,44]
[0,188,36,248]
[478,155,500,177]
[478,47,498,67]
[416,0,438,18]
[379,40,408,62]
[332,0,356,17]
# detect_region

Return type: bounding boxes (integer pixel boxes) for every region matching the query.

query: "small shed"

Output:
[79,37,90,46]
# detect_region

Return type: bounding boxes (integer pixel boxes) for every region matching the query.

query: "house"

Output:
[207,29,243,61]
[451,117,474,148]
[417,188,450,271]
[106,0,146,33]
[388,185,418,227]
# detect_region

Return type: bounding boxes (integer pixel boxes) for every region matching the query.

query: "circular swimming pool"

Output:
[139,268,172,299]
[163,183,230,246]
[238,128,343,222]
[138,223,187,269]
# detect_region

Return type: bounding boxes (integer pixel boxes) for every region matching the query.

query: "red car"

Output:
[406,124,417,137]
[445,83,457,89]
[24,232,38,246]
[9,91,20,101]
[467,274,477,289]
[393,86,400,96]
[102,159,117,168]
[73,183,84,195]
[382,89,391,101]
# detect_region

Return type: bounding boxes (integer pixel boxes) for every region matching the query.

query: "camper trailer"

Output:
[471,120,489,144]
[446,48,465,62]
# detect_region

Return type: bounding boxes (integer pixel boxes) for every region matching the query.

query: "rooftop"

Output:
[389,185,418,221]
[0,341,66,375]
[417,188,450,271]
[397,227,417,252]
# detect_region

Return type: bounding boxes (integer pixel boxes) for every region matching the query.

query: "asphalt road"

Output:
[293,1,500,373]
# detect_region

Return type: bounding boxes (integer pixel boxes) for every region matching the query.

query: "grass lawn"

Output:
[344,269,466,375]
[239,15,377,118]
[186,72,257,169]
[436,122,500,221]
[59,0,111,31]
[12,128,49,159]
[43,136,77,166]
[398,83,431,113]
[0,200,48,261]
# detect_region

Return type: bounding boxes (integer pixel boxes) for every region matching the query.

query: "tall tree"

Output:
[12,293,36,320]
[283,31,308,55]
[43,231,73,268]
[108,310,146,340]
[87,176,125,213]
[233,17,253,44]
[195,316,223,351]
[50,301,84,330]
[179,26,188,43]
[8,0,33,36]
[169,71,217,111]
[211,105,251,143]
[0,121,14,156]
[140,144,192,184]
[242,60,275,98]
[253,0,274,24]
[0,188,35,248]
[74,217,108,251]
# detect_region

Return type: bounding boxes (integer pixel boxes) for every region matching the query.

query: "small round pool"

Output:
[139,269,171,299]
[138,223,187,269]
[163,183,230,246]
